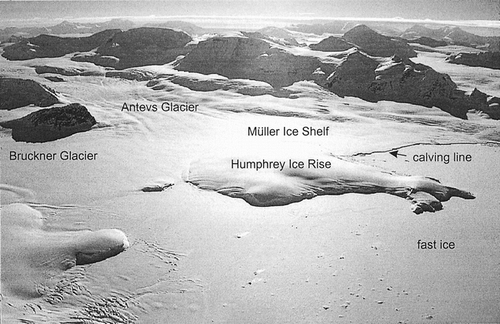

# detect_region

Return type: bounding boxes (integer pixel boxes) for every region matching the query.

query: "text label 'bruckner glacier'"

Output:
[9,150,98,161]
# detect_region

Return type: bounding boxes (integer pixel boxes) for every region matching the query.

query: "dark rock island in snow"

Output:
[0,78,59,110]
[0,103,97,142]
[326,51,486,119]
[446,52,500,70]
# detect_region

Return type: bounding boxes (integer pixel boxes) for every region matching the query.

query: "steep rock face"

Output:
[446,52,500,70]
[309,36,355,51]
[2,29,119,60]
[343,25,416,58]
[466,88,500,119]
[91,27,192,69]
[326,51,470,118]
[0,103,96,142]
[176,36,327,88]
[0,78,59,110]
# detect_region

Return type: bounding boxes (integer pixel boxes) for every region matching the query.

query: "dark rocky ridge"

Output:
[35,65,85,76]
[0,78,59,110]
[2,27,193,70]
[175,36,332,88]
[2,29,119,60]
[342,25,416,59]
[0,103,97,142]
[309,36,355,51]
[73,27,193,69]
[446,52,500,70]
[408,36,448,48]
[325,51,497,119]
[308,25,416,58]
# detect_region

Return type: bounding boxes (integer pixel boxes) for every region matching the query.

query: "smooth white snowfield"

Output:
[1,203,129,298]
[1,28,500,323]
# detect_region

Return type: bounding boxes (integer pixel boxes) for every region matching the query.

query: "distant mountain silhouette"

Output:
[401,24,500,51]
[308,25,416,58]
[0,19,134,42]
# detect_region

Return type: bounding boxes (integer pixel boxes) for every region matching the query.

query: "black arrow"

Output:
[390,150,407,158]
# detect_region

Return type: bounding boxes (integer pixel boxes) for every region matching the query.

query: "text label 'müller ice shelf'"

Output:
[121,102,198,112]
[248,126,330,136]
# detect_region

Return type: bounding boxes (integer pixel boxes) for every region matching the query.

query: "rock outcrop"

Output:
[2,29,119,60]
[446,52,500,70]
[308,25,415,58]
[309,36,355,51]
[78,27,192,69]
[175,36,330,88]
[325,51,473,118]
[466,88,500,119]
[408,36,448,48]
[0,103,97,142]
[2,27,192,70]
[34,65,84,76]
[342,25,416,59]
[0,78,59,110]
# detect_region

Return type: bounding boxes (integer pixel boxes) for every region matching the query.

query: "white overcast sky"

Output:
[0,0,499,21]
